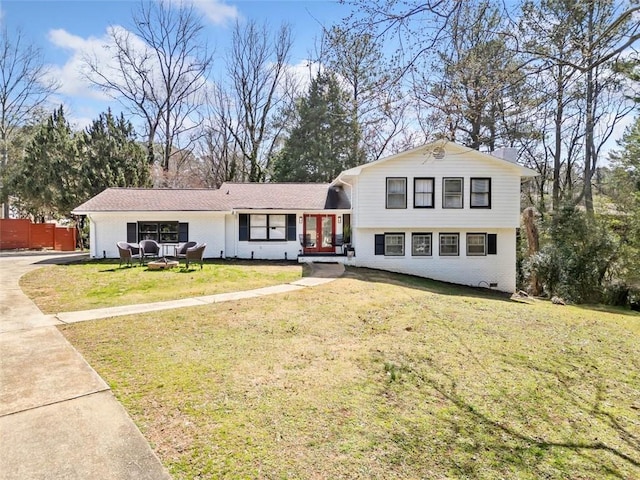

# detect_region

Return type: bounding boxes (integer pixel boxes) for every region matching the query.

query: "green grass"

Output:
[53,267,640,479]
[20,259,303,313]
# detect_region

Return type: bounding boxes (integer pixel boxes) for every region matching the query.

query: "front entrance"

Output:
[303,214,335,254]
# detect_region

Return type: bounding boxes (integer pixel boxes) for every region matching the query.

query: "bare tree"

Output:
[215,20,296,182]
[343,0,462,80]
[518,1,640,214]
[83,0,213,177]
[0,27,58,217]
[322,26,408,161]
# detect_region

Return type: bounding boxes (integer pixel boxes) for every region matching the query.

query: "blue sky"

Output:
[1,0,349,128]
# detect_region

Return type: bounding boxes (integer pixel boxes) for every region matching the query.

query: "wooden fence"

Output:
[0,219,76,251]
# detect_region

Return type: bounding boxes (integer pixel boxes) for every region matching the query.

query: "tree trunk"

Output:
[583,6,595,216]
[553,64,564,211]
[523,207,542,295]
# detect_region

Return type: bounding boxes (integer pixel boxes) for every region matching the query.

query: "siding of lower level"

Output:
[348,227,517,292]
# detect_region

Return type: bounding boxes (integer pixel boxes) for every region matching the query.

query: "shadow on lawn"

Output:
[381,356,640,478]
[344,266,640,316]
[343,266,515,304]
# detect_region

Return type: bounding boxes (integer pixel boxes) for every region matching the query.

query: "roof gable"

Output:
[333,140,537,183]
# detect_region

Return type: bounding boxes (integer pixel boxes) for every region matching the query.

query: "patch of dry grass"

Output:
[59,268,640,479]
[20,259,302,313]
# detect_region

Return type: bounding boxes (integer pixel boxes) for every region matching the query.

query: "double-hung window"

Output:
[412,233,432,256]
[470,178,491,208]
[385,233,405,256]
[439,233,459,256]
[414,178,434,208]
[443,178,463,208]
[466,233,487,256]
[249,214,287,240]
[386,177,407,209]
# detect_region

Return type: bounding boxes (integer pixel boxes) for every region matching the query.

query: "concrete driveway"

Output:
[0,252,171,480]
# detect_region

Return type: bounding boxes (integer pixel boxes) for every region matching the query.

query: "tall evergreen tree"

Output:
[77,108,150,201]
[6,106,78,220]
[272,71,364,182]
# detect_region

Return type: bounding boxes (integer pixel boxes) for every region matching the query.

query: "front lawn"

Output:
[20,259,302,313]
[58,268,640,479]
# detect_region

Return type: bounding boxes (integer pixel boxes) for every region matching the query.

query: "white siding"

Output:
[351,227,517,292]
[88,211,226,259]
[355,149,523,229]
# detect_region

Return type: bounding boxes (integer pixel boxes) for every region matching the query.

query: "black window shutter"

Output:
[374,234,385,255]
[287,214,296,241]
[487,234,497,255]
[239,214,249,241]
[178,223,189,242]
[127,223,137,243]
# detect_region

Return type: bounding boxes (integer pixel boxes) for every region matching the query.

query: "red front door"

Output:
[303,214,335,254]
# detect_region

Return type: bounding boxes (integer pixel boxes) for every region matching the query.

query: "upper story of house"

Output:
[333,141,537,229]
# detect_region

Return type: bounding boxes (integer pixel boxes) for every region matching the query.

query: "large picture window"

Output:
[412,233,432,256]
[386,177,407,209]
[467,233,487,256]
[414,178,434,208]
[443,178,463,208]
[137,221,179,243]
[439,233,459,256]
[385,233,405,256]
[471,178,491,208]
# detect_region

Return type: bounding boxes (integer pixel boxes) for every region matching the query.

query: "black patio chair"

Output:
[139,239,160,263]
[174,241,197,259]
[184,243,206,270]
[116,241,142,267]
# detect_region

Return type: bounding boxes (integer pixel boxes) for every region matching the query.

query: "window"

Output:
[385,233,405,256]
[439,233,459,256]
[249,214,287,240]
[250,214,268,240]
[240,214,295,241]
[467,233,487,256]
[136,221,179,243]
[386,177,407,209]
[268,214,286,240]
[414,178,435,208]
[443,178,463,208]
[412,233,432,256]
[471,178,491,208]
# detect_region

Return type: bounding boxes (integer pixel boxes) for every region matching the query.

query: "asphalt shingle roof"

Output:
[72,183,350,214]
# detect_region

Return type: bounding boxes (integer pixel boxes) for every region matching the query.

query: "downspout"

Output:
[87,214,96,258]
[336,175,354,248]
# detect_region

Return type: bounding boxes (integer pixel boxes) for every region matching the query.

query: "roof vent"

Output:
[432,146,445,159]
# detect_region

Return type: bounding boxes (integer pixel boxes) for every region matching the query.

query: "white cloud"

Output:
[46,28,113,101]
[188,0,239,25]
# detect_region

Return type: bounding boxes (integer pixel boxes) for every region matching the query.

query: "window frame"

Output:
[136,221,179,243]
[470,178,492,209]
[411,233,432,256]
[439,233,460,256]
[384,233,405,256]
[386,177,407,209]
[466,233,487,256]
[249,214,288,241]
[443,177,464,209]
[413,177,435,208]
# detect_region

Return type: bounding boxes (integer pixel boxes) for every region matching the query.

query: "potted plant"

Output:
[342,224,354,257]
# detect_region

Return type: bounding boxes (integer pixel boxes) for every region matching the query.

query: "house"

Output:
[72,141,537,292]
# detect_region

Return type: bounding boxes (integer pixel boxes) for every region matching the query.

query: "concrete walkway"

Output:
[0,253,343,479]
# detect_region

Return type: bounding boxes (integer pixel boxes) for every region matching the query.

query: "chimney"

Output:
[491,147,518,163]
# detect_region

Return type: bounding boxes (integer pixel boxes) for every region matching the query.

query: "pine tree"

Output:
[7,106,78,219]
[272,72,365,182]
[77,108,150,201]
